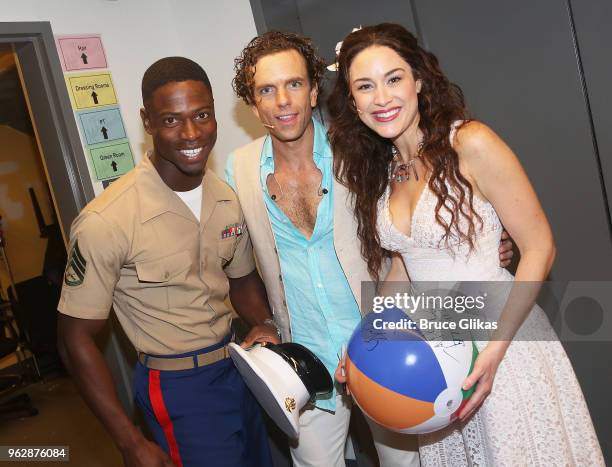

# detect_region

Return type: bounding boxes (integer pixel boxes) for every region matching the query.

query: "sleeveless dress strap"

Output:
[449,120,464,146]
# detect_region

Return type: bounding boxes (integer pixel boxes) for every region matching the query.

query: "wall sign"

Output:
[89,142,134,181]
[66,71,117,109]
[56,34,108,71]
[77,106,126,145]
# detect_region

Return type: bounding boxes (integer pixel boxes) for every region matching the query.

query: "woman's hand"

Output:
[335,360,347,383]
[335,345,350,395]
[458,341,508,422]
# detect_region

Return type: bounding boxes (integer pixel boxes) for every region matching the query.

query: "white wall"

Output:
[3,0,265,177]
[168,0,267,171]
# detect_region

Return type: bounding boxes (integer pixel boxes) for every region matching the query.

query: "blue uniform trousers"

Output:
[133,338,272,467]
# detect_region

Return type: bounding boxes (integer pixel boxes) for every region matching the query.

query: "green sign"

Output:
[89,140,134,181]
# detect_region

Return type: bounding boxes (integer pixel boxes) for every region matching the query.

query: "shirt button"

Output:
[283,300,287,306]
[279,274,283,282]
[317,283,323,288]
[164,271,170,279]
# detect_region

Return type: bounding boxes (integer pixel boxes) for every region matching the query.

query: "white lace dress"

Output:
[376,147,604,466]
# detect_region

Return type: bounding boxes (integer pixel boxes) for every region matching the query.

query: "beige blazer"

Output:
[232,136,373,341]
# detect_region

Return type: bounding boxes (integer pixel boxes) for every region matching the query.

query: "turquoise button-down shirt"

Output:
[225,118,361,411]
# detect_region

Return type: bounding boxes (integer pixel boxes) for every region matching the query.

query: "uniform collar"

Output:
[260,116,331,167]
[136,152,231,224]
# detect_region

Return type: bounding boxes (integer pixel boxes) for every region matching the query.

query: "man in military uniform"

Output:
[58,57,278,467]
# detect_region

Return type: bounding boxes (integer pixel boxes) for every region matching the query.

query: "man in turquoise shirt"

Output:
[226,117,361,414]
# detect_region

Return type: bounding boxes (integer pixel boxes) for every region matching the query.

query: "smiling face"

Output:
[250,49,318,144]
[349,45,422,142]
[141,79,216,190]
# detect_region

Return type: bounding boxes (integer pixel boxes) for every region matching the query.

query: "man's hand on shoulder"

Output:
[499,229,514,268]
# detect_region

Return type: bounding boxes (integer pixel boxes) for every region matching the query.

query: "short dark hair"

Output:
[233,31,326,105]
[141,56,212,104]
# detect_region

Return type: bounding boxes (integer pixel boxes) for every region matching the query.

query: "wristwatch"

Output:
[263,318,281,340]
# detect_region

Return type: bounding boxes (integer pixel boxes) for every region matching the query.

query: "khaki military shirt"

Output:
[58,154,255,355]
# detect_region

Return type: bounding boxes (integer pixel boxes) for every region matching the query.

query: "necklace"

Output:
[390,145,422,183]
[269,173,327,201]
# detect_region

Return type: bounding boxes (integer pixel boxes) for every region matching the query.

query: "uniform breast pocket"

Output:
[217,239,235,266]
[135,251,192,309]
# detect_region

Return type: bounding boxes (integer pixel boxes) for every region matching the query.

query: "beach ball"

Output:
[345,306,478,434]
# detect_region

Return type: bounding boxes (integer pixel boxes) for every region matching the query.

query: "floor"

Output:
[0,376,123,466]
[0,374,378,467]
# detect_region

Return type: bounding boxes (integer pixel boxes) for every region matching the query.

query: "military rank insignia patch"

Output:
[64,240,87,286]
[221,223,243,239]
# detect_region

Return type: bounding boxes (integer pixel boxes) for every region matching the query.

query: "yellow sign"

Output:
[66,71,117,109]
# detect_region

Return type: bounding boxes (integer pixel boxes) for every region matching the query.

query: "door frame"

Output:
[0,21,94,243]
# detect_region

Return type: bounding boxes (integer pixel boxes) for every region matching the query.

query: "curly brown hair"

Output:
[327,23,481,280]
[232,31,327,105]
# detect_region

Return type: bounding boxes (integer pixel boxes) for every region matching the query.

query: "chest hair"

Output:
[266,169,322,239]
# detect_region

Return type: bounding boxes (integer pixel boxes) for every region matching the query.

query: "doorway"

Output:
[0,43,66,376]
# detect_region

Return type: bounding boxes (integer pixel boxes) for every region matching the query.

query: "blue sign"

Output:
[77,106,126,145]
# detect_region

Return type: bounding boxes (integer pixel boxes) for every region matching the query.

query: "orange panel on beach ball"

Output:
[346,357,435,430]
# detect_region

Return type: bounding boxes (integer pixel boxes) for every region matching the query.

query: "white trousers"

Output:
[290,394,420,467]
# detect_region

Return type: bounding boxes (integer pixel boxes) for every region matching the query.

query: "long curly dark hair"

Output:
[233,31,327,105]
[327,23,481,280]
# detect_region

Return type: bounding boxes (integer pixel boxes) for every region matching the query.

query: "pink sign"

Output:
[56,34,108,72]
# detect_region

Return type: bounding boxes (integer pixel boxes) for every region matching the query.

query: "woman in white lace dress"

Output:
[328,23,603,466]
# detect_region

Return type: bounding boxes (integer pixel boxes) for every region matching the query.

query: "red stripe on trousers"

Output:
[148,369,183,467]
